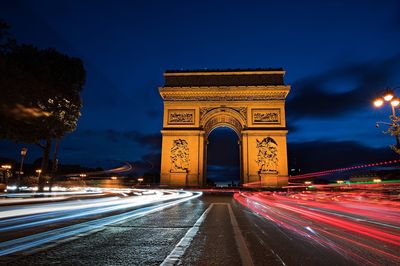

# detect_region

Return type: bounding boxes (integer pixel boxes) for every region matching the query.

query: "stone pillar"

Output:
[241,132,250,185]
[160,130,204,186]
[238,139,243,186]
[242,130,288,187]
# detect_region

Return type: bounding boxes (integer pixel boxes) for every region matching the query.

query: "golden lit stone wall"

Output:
[160,129,205,186]
[159,70,290,187]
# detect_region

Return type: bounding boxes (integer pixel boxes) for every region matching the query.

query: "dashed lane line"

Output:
[160,203,214,266]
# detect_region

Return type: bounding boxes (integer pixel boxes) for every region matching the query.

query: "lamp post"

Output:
[36,169,42,179]
[1,165,12,186]
[373,88,400,153]
[17,147,27,191]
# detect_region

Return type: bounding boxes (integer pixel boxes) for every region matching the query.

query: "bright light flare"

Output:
[391,98,400,107]
[1,165,12,170]
[374,98,384,107]
[384,92,394,102]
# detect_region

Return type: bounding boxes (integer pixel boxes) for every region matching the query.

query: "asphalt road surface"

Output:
[0,192,398,265]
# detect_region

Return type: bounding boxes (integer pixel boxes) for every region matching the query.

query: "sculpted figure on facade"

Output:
[256,137,278,173]
[170,139,190,172]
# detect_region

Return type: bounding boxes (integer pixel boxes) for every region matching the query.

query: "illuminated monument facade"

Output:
[159,69,290,187]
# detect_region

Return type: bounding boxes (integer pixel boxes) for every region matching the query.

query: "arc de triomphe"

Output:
[159,69,290,187]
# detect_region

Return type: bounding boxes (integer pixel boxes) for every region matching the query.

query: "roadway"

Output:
[0,190,399,265]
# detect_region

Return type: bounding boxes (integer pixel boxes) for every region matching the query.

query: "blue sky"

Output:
[1,0,400,177]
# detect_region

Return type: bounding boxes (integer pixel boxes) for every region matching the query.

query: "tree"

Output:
[0,21,86,191]
[386,115,400,155]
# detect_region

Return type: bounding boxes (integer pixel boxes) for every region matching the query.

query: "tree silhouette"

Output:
[0,20,86,191]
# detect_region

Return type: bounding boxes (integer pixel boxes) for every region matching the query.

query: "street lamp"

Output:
[373,88,400,152]
[1,165,12,185]
[17,147,27,191]
[36,169,42,179]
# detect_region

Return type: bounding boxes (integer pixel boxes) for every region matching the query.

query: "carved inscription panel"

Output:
[252,109,281,124]
[168,109,195,125]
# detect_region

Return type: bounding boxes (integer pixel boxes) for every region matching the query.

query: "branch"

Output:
[35,141,46,149]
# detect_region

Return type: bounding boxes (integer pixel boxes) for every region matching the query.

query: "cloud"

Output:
[287,55,400,119]
[78,129,161,150]
[123,131,161,150]
[286,123,299,133]
[61,145,83,152]
[125,152,161,177]
[106,129,121,143]
[146,109,160,119]
[287,140,396,173]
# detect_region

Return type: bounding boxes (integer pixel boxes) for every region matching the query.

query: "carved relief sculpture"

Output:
[256,137,278,173]
[199,107,214,120]
[232,107,247,121]
[170,139,190,172]
[200,107,247,124]
[168,109,195,124]
[252,109,280,124]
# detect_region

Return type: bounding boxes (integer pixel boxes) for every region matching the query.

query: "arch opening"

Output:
[202,107,245,138]
[206,126,240,187]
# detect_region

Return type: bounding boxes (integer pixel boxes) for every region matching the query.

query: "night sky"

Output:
[1,1,400,181]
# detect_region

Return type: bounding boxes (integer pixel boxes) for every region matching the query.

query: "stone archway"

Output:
[159,69,290,187]
[201,109,244,185]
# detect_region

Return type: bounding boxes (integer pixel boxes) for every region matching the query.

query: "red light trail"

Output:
[234,191,400,265]
[289,158,400,180]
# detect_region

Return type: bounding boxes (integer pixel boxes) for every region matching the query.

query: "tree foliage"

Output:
[386,115,400,155]
[1,45,85,139]
[0,20,86,190]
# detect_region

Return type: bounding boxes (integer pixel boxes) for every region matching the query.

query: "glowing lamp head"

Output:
[20,147,28,156]
[373,98,384,107]
[390,98,400,107]
[383,91,394,102]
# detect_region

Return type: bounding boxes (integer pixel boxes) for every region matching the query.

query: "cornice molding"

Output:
[164,70,285,76]
[159,85,290,101]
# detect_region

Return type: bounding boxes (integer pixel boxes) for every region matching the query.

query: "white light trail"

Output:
[0,191,202,256]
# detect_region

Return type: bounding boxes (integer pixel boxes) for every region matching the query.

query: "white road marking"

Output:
[227,204,254,266]
[160,203,214,266]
